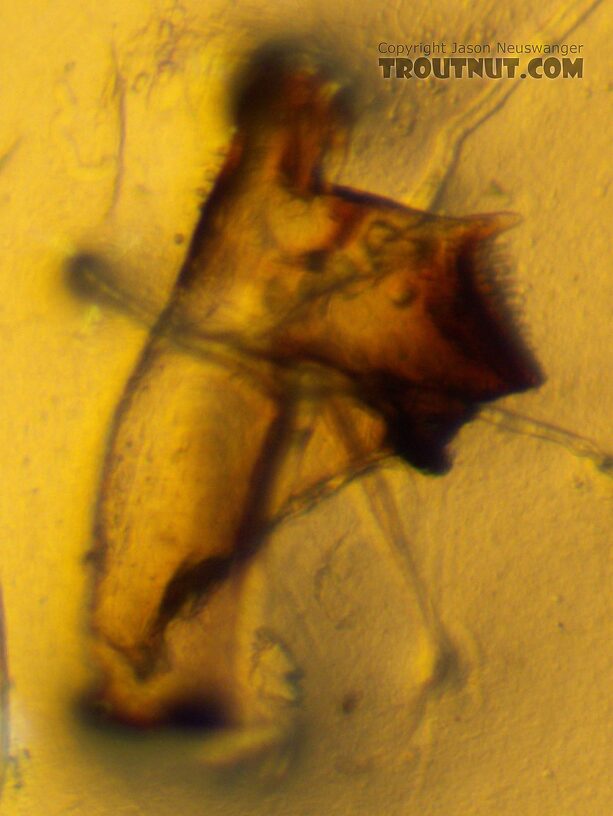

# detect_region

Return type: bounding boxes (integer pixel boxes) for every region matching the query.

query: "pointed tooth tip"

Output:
[492,211,524,232]
[451,212,524,244]
[467,211,523,234]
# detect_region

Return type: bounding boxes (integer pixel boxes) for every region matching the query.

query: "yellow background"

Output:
[0,0,611,814]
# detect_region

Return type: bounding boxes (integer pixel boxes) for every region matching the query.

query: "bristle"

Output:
[471,236,532,344]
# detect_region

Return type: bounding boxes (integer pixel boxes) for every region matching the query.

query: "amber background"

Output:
[1,1,611,814]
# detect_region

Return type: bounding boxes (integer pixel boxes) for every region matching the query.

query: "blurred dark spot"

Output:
[340,691,362,715]
[598,455,613,475]
[229,40,356,132]
[75,685,229,733]
[64,252,110,302]
[305,249,327,272]
[425,637,467,692]
[164,698,228,731]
